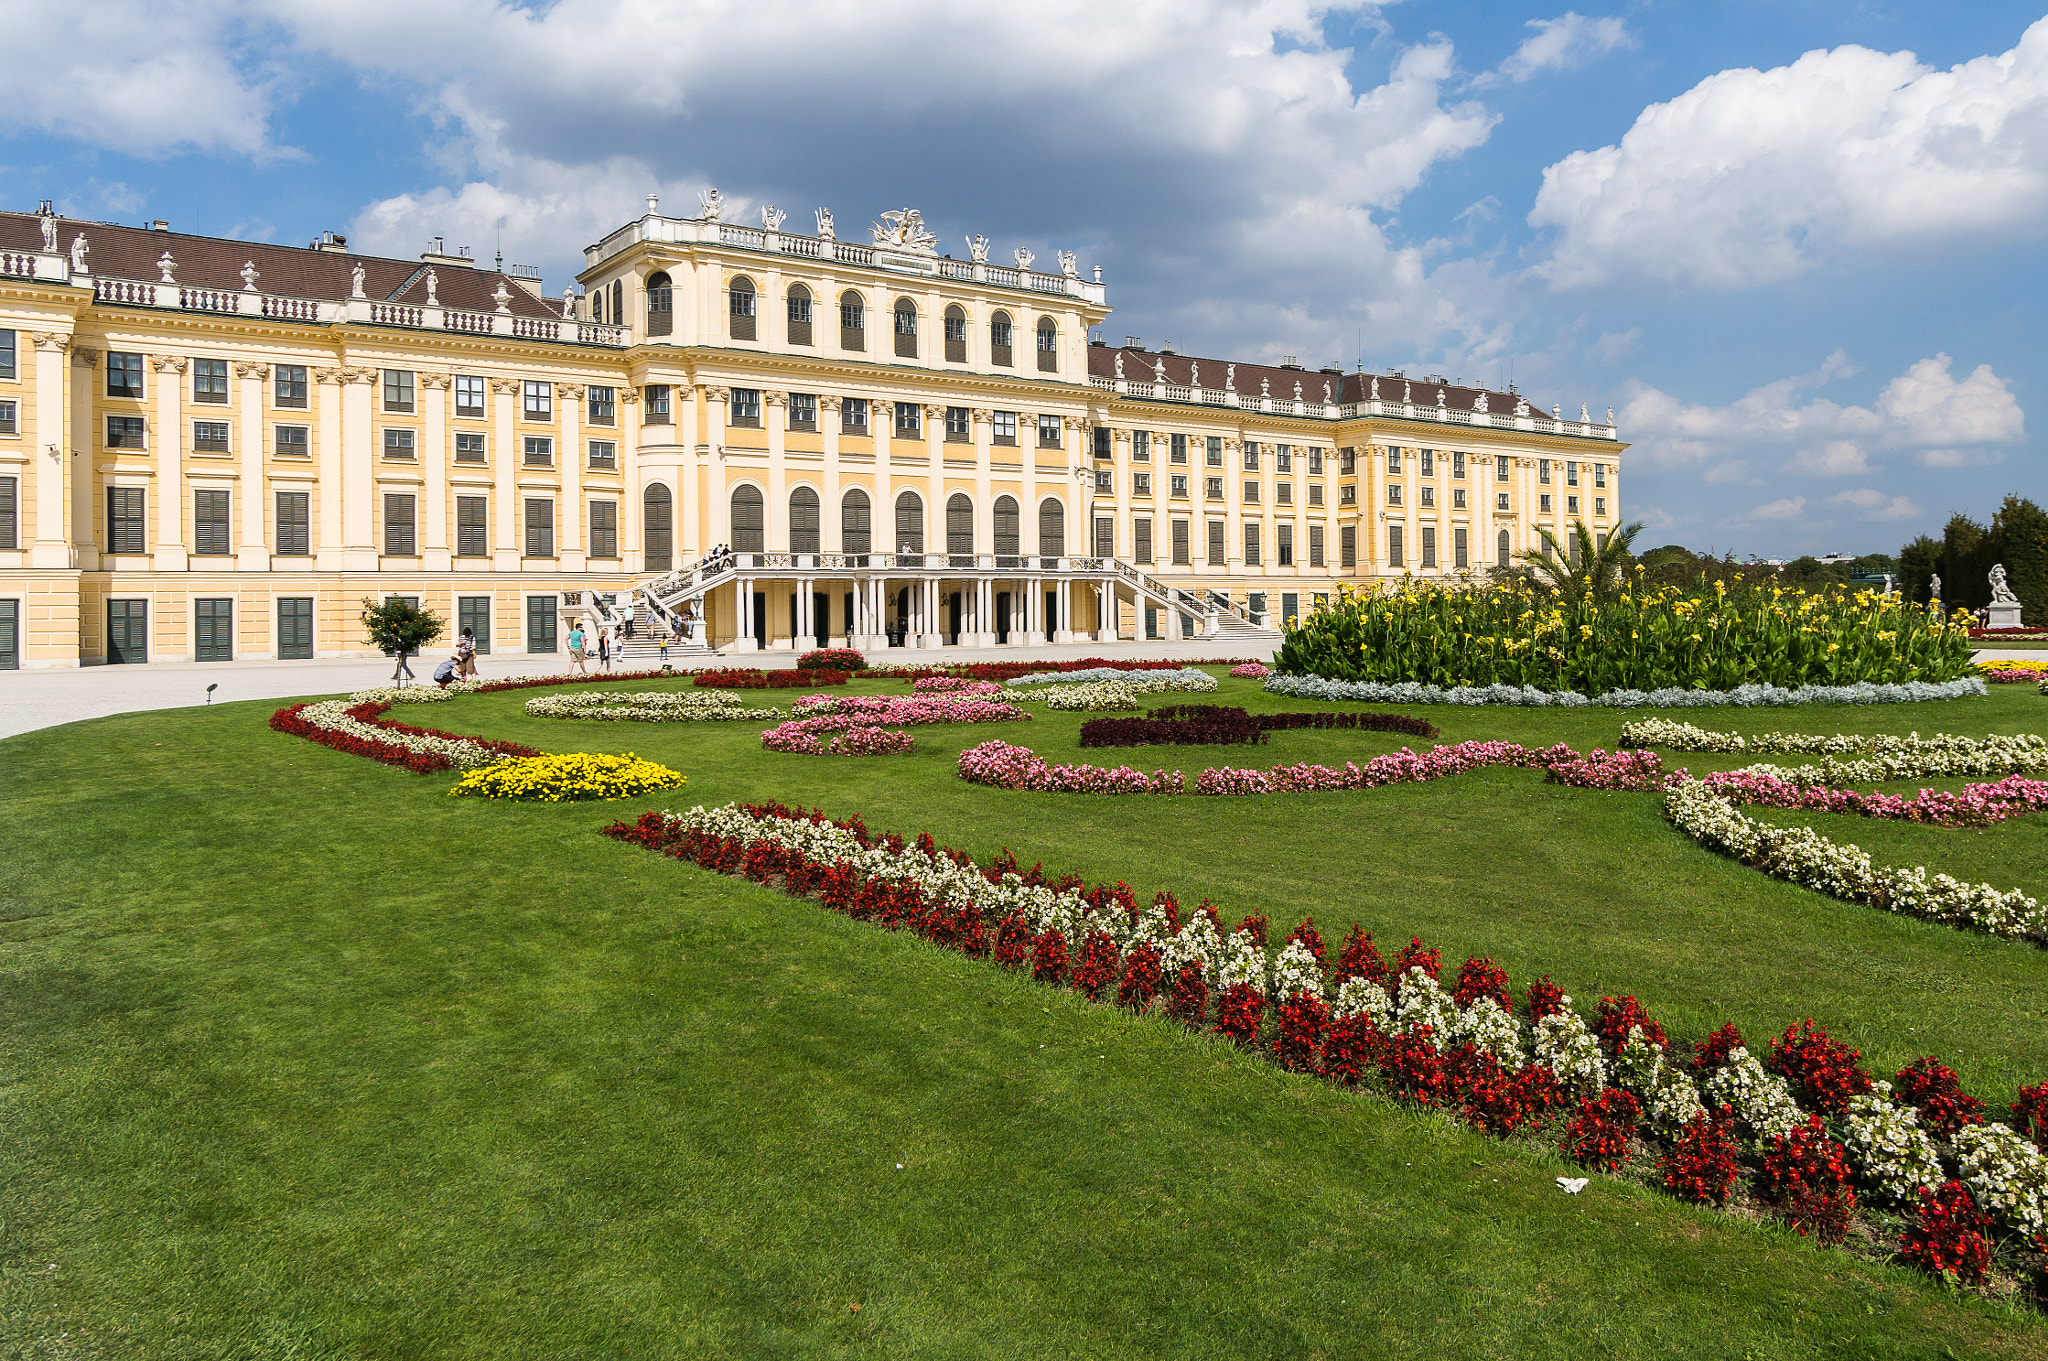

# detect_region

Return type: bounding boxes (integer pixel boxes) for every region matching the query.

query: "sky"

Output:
[5,0,2044,560]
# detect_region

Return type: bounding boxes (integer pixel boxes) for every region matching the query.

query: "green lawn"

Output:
[1,673,2044,1359]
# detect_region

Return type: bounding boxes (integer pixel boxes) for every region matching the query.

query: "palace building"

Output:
[0,195,1624,668]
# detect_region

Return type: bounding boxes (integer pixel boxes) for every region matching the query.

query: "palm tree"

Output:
[1515,520,1645,607]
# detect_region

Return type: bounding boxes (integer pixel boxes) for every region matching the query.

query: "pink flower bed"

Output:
[913,676,1004,695]
[1699,769,2048,827]
[762,722,917,756]
[764,694,1032,756]
[1984,668,2045,684]
[958,737,1564,795]
[1230,662,1272,679]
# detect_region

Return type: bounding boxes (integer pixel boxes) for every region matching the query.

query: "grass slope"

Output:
[0,675,2043,1359]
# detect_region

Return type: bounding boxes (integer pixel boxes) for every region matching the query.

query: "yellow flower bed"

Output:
[1979,658,2048,674]
[449,752,685,802]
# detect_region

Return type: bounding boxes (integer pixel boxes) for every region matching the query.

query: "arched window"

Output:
[943,304,968,363]
[731,484,764,553]
[839,290,865,351]
[893,298,919,359]
[787,284,813,346]
[728,276,757,341]
[946,493,974,556]
[1497,528,1510,568]
[841,487,871,556]
[1037,497,1065,558]
[1035,317,1058,373]
[645,270,673,337]
[990,311,1014,367]
[789,485,820,554]
[609,279,623,329]
[894,490,923,554]
[643,484,672,570]
[993,495,1020,556]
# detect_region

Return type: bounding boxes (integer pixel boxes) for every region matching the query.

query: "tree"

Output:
[1896,536,1940,605]
[1987,494,2048,626]
[361,596,445,657]
[1515,520,1646,607]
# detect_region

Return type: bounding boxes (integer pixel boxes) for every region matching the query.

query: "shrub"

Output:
[1901,1181,1994,1284]
[1271,991,1329,1072]
[1118,942,1164,1011]
[1164,962,1209,1027]
[1661,1109,1741,1206]
[798,647,866,671]
[1692,1023,1746,1075]
[1892,1058,1986,1140]
[1077,709,1267,748]
[1214,983,1265,1045]
[1071,930,1121,1000]
[1767,1019,1873,1116]
[447,752,684,802]
[1760,1116,1858,1244]
[1274,577,1975,694]
[1334,925,1390,988]
[1524,976,1566,1020]
[1452,956,1511,1010]
[1595,996,1666,1056]
[1561,1089,1641,1170]
[1030,929,1070,985]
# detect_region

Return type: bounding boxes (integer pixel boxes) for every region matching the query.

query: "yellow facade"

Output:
[0,201,1624,666]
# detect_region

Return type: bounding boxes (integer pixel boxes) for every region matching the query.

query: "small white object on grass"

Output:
[1557,1177,1589,1194]
[895,1163,903,1171]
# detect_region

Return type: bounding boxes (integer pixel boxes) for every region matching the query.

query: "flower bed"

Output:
[1079,707,1268,748]
[1620,717,2048,760]
[269,700,541,773]
[761,695,1032,757]
[1229,662,1272,679]
[603,799,2048,1292]
[694,668,851,688]
[1008,666,1219,689]
[912,676,1003,695]
[448,752,684,801]
[1043,681,1142,712]
[1265,674,1990,709]
[864,658,1248,683]
[1250,710,1441,738]
[523,690,788,722]
[797,647,867,671]
[1984,665,2048,683]
[760,723,918,756]
[960,736,1561,795]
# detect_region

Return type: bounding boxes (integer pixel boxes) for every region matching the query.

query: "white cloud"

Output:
[1784,439,1874,477]
[1478,13,1635,87]
[1530,18,2048,288]
[1750,496,1808,521]
[1590,326,1642,361]
[1875,353,2025,445]
[1829,488,1923,520]
[1702,460,1748,484]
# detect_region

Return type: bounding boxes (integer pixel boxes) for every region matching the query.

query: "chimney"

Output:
[150,220,169,232]
[310,231,350,253]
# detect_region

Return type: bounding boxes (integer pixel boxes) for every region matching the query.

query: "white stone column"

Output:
[151,355,189,570]
[489,377,521,570]
[765,389,788,553]
[919,576,940,649]
[558,382,584,568]
[1097,579,1115,642]
[30,334,74,569]
[619,386,644,572]
[233,362,268,569]
[1056,579,1073,644]
[797,575,812,648]
[703,385,730,552]
[419,373,452,571]
[312,367,346,569]
[734,574,757,651]
[66,342,96,563]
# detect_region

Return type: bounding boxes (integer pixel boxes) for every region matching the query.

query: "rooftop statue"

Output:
[1058,250,1077,278]
[699,187,724,222]
[69,232,89,274]
[1013,246,1034,270]
[815,207,835,241]
[965,234,989,264]
[872,208,937,252]
[1370,375,1379,399]
[1474,391,1488,414]
[1189,360,1201,387]
[351,262,367,299]
[425,269,439,305]
[39,202,57,252]
[761,205,786,232]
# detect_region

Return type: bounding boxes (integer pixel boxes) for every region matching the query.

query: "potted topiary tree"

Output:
[361,596,446,685]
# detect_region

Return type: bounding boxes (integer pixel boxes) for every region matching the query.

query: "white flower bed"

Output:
[1840,1085,1947,1204]
[1665,781,2045,941]
[1264,674,1988,709]
[349,685,459,704]
[1953,1124,2048,1237]
[1533,1005,1606,1098]
[524,690,786,722]
[1042,681,1144,712]
[1621,718,2047,776]
[1008,666,1218,689]
[296,699,509,769]
[1700,1047,1804,1142]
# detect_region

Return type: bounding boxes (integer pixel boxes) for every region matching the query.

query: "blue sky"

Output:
[6,1,2044,559]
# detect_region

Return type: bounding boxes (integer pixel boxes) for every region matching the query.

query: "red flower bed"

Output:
[1076,705,1441,749]
[1451,956,1511,1010]
[799,648,867,671]
[1250,711,1441,738]
[1902,1181,1994,1283]
[695,668,851,688]
[268,700,541,774]
[1760,1116,1857,1244]
[468,668,677,694]
[1561,1089,1640,1169]
[1661,1109,1741,1205]
[1595,995,1667,1055]
[1766,1019,1873,1116]
[1892,1058,1986,1139]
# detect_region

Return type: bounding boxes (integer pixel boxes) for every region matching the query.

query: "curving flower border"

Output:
[1265,673,1990,709]
[269,699,541,773]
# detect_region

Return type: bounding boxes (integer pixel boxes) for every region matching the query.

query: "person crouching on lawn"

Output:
[432,657,460,688]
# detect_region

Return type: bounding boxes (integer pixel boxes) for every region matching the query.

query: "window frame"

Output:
[523,436,555,467]
[192,358,229,405]
[275,424,310,458]
[106,486,146,554]
[193,487,231,556]
[523,496,555,558]
[521,380,554,423]
[587,385,616,425]
[1037,414,1062,449]
[454,431,487,463]
[107,351,145,400]
[992,409,1017,445]
[383,369,416,414]
[729,387,762,427]
[383,491,417,557]
[382,428,417,461]
[587,438,618,469]
[454,374,486,418]
[274,364,308,409]
[276,490,310,556]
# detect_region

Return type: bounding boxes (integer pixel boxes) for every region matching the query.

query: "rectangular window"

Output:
[894,401,920,437]
[521,437,553,468]
[1340,447,1356,474]
[1388,523,1404,568]
[0,328,14,380]
[1567,460,1580,486]
[1497,455,1510,481]
[1171,519,1190,565]
[193,420,230,452]
[1276,523,1293,567]
[383,428,416,461]
[1093,516,1114,557]
[107,487,145,553]
[1340,484,1356,504]
[1308,448,1323,475]
[1421,449,1434,477]
[1540,493,1552,514]
[1171,433,1188,464]
[1387,446,1402,474]
[1539,458,1551,484]
[1094,469,1112,492]
[524,498,554,557]
[1092,426,1110,458]
[277,491,309,555]
[0,476,14,550]
[1452,450,1465,478]
[526,595,558,653]
[1387,484,1402,506]
[1450,488,1464,509]
[1595,464,1608,488]
[1281,593,1299,626]
[1454,526,1468,569]
[193,488,230,554]
[192,358,229,404]
[522,381,553,422]
[107,416,145,450]
[457,496,488,557]
[384,493,417,556]
[455,374,485,417]
[1134,473,1151,495]
[789,392,817,430]
[455,432,487,463]
[383,369,415,413]
[587,385,615,425]
[1596,496,1607,516]
[1276,445,1292,472]
[1038,415,1062,448]
[1134,517,1152,565]
[730,388,762,426]
[1243,443,1259,471]
[277,597,313,659]
[1568,495,1580,515]
[1249,592,1266,621]
[1206,436,1223,467]
[275,365,308,408]
[1243,523,1260,566]
[1170,474,1188,497]
[643,384,670,423]
[1208,520,1225,565]
[590,499,618,557]
[1497,492,1510,511]
[1277,483,1292,505]
[993,410,1018,444]
[841,397,868,432]
[1133,431,1150,461]
[275,424,309,457]
[0,400,16,434]
[945,406,969,441]
[1243,481,1260,503]
[587,439,617,469]
[107,351,144,399]
[194,598,233,662]
[1421,526,1437,569]
[1205,476,1223,500]
[1340,523,1356,568]
[458,597,492,655]
[1308,484,1324,506]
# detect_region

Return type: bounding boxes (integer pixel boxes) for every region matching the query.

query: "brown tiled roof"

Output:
[0,211,565,320]
[1087,344,1545,421]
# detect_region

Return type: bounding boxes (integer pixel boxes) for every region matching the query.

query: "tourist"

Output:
[455,627,478,678]
[432,658,459,688]
[620,604,634,642]
[567,622,588,673]
[596,627,612,672]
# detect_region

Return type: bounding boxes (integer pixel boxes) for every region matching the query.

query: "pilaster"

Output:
[420,373,452,570]
[29,333,74,568]
[489,378,520,569]
[151,355,189,570]
[234,362,268,568]
[558,381,585,568]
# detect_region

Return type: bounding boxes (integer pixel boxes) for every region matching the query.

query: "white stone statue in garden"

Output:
[1990,564,2019,605]
[1929,573,1942,602]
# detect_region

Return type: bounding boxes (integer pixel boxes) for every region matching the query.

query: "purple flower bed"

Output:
[1079,704,1442,749]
